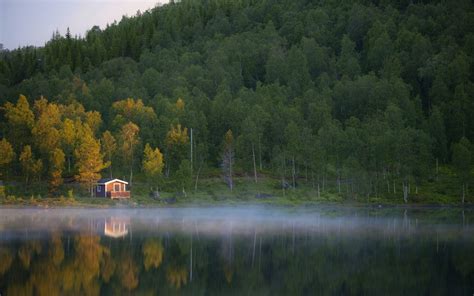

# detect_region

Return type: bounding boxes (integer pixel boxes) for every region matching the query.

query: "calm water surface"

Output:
[0,206,473,295]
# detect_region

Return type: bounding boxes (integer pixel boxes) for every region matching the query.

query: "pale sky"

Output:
[0,0,167,49]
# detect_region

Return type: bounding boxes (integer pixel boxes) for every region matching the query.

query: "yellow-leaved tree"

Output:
[142,143,164,195]
[19,145,43,183]
[101,131,117,178]
[75,125,109,197]
[166,124,188,147]
[121,122,140,186]
[3,94,34,150]
[165,124,189,175]
[0,138,15,178]
[175,98,185,112]
[61,118,77,173]
[85,111,102,135]
[111,98,157,128]
[49,148,65,194]
[32,97,62,154]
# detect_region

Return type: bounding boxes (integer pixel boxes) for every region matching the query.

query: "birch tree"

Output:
[143,143,164,195]
[121,122,140,186]
[19,145,43,183]
[49,148,65,194]
[222,130,235,191]
[452,137,472,204]
[0,139,15,178]
[75,126,109,196]
[101,131,117,178]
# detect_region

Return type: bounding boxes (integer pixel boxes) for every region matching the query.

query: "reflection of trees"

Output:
[119,254,139,291]
[142,239,164,271]
[49,234,64,266]
[18,241,42,269]
[166,266,187,289]
[223,263,233,284]
[0,230,473,295]
[62,235,108,295]
[0,247,13,275]
[164,237,189,290]
[101,252,116,283]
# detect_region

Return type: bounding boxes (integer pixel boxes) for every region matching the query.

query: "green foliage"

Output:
[0,0,473,203]
[174,159,192,196]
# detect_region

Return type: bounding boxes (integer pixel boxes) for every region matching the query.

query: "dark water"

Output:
[0,206,473,295]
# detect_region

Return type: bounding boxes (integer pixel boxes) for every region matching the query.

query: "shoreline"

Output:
[0,198,472,209]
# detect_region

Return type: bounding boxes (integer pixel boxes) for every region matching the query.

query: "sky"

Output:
[0,0,167,49]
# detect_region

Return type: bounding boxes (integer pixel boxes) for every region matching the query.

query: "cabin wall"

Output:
[106,182,126,192]
[95,185,106,197]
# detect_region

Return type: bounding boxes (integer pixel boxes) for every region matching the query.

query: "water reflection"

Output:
[104,217,130,239]
[0,207,473,295]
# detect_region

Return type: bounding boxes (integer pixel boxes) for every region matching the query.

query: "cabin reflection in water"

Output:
[104,217,130,238]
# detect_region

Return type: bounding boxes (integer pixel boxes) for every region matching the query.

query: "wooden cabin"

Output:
[95,178,130,199]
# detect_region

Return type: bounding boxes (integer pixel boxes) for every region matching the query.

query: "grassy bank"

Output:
[0,170,471,207]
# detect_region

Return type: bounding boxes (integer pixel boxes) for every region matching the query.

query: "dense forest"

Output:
[0,0,473,202]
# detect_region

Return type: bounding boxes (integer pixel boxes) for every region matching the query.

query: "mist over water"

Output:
[0,206,473,295]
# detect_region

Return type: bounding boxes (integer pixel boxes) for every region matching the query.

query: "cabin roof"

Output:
[96,178,129,185]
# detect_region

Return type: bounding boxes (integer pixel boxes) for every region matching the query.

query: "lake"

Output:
[0,206,473,295]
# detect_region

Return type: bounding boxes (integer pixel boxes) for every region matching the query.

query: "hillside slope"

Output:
[0,0,473,202]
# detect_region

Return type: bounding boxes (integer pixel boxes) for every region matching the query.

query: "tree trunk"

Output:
[462,183,465,204]
[292,156,296,190]
[194,163,202,191]
[190,128,193,170]
[337,175,341,194]
[317,183,320,198]
[351,176,354,196]
[129,144,134,187]
[281,176,286,196]
[258,137,262,171]
[229,154,233,191]
[403,181,408,203]
[323,174,326,192]
[435,158,439,182]
[252,143,257,183]
[109,153,113,178]
[375,178,378,198]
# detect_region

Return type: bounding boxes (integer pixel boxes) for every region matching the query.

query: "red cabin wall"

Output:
[106,182,126,192]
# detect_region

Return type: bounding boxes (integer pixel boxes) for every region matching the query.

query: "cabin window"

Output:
[97,186,101,192]
[114,184,120,192]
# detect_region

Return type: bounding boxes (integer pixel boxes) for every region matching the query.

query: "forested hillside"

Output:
[0,0,473,202]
